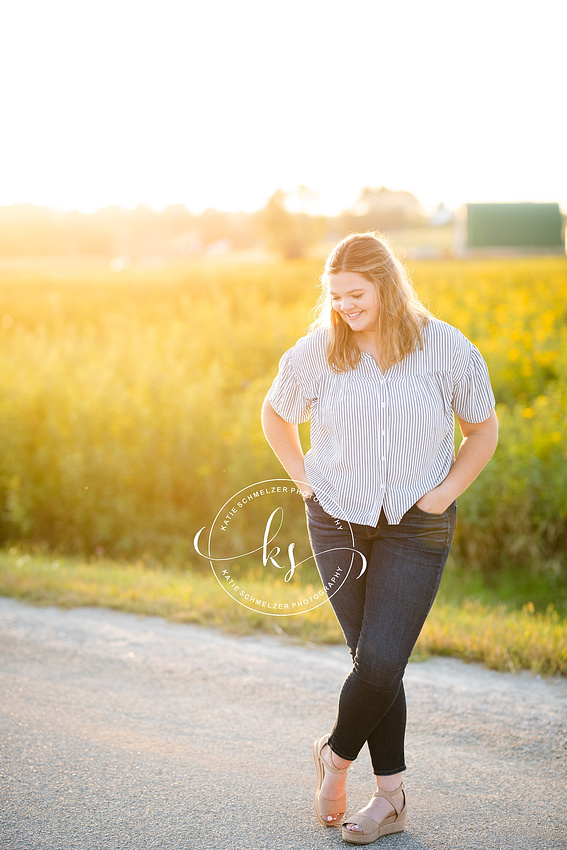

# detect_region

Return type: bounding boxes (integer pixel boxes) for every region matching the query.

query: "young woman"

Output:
[261,232,498,845]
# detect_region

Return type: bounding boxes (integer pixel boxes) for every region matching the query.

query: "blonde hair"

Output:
[311,232,431,372]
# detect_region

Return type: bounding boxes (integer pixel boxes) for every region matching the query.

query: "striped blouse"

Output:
[267,318,496,526]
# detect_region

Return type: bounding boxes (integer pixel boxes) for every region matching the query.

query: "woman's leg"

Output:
[305,496,372,823]
[306,498,456,827]
[336,502,456,835]
[366,682,407,772]
[305,495,371,655]
[328,502,456,773]
[306,501,408,772]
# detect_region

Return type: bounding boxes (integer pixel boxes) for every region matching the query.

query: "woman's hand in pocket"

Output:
[415,485,451,515]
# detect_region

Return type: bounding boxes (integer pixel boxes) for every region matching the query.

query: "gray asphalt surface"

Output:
[1,597,566,850]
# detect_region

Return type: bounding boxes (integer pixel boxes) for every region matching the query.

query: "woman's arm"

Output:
[416,409,498,514]
[261,397,314,497]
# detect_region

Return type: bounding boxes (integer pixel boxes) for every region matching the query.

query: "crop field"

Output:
[0,255,565,589]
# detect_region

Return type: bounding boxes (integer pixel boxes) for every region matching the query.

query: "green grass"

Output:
[1,547,564,677]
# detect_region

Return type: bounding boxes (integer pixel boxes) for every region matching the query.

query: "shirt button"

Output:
[381,456,386,461]
[382,430,386,436]
[381,402,386,408]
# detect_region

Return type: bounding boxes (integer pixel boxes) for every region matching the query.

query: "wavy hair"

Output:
[311,232,431,372]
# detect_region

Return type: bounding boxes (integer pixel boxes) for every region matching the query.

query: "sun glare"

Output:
[1,0,565,214]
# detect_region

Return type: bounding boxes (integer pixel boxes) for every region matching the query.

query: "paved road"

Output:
[1,597,566,850]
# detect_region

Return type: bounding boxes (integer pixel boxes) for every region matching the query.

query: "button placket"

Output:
[380,380,390,490]
[362,354,390,524]
[380,398,387,466]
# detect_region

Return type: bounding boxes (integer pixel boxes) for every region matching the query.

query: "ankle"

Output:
[375,775,403,794]
[325,745,351,771]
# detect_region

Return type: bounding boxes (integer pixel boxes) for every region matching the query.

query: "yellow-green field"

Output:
[0,256,566,672]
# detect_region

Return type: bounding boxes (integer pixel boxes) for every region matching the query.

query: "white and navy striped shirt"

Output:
[267,319,496,526]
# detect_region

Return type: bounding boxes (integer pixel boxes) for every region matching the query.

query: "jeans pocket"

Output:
[412,503,446,518]
[413,500,457,520]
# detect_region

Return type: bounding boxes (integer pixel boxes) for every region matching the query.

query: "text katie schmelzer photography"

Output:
[193,479,367,616]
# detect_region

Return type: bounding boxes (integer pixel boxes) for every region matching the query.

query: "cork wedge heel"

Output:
[342,782,407,845]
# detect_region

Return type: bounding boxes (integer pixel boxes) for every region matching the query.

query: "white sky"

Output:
[1,0,565,215]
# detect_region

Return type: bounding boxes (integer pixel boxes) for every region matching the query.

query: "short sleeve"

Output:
[267,347,312,424]
[452,343,496,422]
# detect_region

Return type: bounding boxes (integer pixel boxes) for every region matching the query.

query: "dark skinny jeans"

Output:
[305,495,457,775]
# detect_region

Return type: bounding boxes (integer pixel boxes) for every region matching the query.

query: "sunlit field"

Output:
[0,256,566,669]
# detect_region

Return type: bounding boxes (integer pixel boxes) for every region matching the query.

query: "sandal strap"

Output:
[343,812,394,832]
[322,746,349,775]
[372,781,405,815]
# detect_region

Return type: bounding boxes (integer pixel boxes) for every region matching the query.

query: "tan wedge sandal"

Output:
[341,782,407,845]
[312,734,349,827]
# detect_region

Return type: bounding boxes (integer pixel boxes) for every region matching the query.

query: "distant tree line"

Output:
[0,187,429,261]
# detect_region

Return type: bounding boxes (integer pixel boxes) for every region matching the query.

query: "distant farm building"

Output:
[455,203,565,256]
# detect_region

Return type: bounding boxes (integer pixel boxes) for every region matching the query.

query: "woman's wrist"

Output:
[416,482,455,514]
[294,479,314,499]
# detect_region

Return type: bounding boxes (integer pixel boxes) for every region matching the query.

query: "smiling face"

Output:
[328,271,380,335]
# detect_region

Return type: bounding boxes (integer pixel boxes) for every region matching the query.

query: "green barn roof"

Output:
[466,203,563,248]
